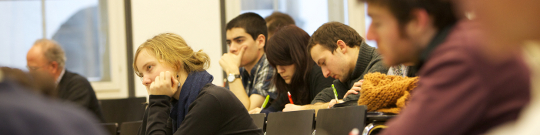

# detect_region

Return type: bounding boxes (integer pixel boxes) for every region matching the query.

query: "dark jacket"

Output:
[138,84,263,135]
[57,70,104,122]
[311,41,388,104]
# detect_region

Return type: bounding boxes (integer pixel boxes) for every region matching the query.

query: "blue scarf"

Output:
[170,70,213,132]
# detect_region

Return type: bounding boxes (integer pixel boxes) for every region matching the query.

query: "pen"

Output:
[261,95,270,109]
[332,84,338,101]
[288,91,294,104]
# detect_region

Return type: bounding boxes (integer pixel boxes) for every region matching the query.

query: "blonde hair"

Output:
[133,33,210,77]
[34,39,67,70]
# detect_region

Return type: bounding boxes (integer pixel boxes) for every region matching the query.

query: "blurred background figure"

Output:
[456,0,540,61]
[361,0,530,134]
[26,39,104,122]
[265,11,296,39]
[0,68,107,135]
[0,67,56,98]
[455,0,540,134]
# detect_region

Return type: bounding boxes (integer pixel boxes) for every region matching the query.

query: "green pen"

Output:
[261,95,270,109]
[332,84,338,101]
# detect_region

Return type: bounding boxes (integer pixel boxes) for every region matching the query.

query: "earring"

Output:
[176,74,181,86]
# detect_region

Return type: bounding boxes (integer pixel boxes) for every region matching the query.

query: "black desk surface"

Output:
[266,110,315,135]
[315,105,367,135]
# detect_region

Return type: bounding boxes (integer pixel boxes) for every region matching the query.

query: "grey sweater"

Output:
[311,41,388,105]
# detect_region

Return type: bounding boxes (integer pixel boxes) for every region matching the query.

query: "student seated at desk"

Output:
[134,33,262,135]
[220,13,278,111]
[282,22,388,115]
[249,25,334,114]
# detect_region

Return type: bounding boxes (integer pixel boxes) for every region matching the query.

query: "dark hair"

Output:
[361,0,457,36]
[226,12,268,42]
[265,12,296,38]
[307,22,364,53]
[265,25,312,105]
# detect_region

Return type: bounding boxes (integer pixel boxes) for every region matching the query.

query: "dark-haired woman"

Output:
[249,25,334,114]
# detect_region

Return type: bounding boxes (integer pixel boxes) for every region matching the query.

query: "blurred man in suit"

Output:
[26,39,104,122]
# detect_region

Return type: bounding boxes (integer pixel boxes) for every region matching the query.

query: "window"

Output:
[0,0,109,81]
[237,0,377,47]
[240,0,341,35]
[0,0,129,98]
[48,0,111,81]
[0,1,43,70]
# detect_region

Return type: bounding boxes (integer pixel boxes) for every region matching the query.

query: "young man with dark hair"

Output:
[362,0,531,134]
[265,12,296,39]
[220,12,277,111]
[283,22,388,114]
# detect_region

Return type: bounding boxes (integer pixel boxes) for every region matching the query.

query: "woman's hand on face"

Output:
[149,71,179,97]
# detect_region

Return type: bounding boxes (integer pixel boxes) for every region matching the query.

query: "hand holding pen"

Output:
[288,91,294,104]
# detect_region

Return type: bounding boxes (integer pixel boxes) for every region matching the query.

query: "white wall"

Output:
[347,0,367,38]
[131,0,223,97]
[347,0,377,47]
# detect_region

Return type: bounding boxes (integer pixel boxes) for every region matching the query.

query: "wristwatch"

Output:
[227,73,241,82]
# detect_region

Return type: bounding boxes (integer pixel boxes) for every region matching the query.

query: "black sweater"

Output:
[138,84,262,135]
[311,42,388,105]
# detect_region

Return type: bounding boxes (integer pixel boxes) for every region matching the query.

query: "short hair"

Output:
[307,22,364,53]
[265,12,296,37]
[226,12,268,41]
[361,0,457,35]
[133,33,210,77]
[33,39,67,69]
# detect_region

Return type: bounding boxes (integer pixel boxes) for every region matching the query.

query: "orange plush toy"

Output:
[358,72,419,114]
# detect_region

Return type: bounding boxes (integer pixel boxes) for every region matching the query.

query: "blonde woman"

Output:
[134,33,261,135]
